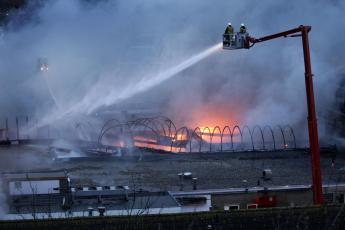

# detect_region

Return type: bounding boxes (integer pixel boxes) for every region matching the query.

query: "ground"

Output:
[0,143,344,192]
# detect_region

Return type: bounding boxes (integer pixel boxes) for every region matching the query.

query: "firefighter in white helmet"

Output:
[240,23,247,33]
[224,22,234,34]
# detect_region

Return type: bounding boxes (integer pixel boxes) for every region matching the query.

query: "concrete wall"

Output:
[1,205,344,230]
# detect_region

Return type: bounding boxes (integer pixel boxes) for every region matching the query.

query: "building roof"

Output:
[0,144,344,192]
[2,171,68,181]
[8,191,179,214]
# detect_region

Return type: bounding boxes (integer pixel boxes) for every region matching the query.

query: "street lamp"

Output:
[223,25,323,205]
[38,57,49,72]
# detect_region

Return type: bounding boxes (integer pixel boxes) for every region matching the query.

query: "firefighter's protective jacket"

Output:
[224,25,234,34]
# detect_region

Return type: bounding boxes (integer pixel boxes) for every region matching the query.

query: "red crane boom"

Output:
[224,25,323,205]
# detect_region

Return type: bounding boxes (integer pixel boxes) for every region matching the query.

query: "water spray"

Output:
[35,43,223,128]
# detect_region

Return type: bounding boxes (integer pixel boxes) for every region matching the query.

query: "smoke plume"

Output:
[1,0,345,142]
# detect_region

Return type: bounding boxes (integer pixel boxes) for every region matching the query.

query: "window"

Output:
[224,204,240,211]
[247,204,258,209]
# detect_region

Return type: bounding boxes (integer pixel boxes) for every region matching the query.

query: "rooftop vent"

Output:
[183,172,193,179]
[98,206,106,216]
[262,169,272,180]
[88,207,93,216]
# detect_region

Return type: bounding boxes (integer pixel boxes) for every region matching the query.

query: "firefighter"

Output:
[240,23,247,33]
[224,22,234,34]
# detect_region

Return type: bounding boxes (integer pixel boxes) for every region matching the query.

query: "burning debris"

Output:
[98,116,297,153]
[0,114,297,153]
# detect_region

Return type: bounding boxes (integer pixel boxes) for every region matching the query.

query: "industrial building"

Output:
[1,171,181,220]
[1,138,345,221]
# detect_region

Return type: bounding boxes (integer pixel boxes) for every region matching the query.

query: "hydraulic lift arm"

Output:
[248,26,309,44]
[224,25,323,204]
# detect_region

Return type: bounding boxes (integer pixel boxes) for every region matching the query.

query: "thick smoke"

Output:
[1,0,345,142]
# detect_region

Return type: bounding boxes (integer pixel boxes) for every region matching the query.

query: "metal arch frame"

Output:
[129,118,155,142]
[97,117,298,154]
[165,119,177,138]
[210,126,222,152]
[99,118,121,138]
[274,125,287,149]
[140,118,162,136]
[131,118,162,137]
[129,118,148,130]
[117,121,162,148]
[129,116,177,138]
[126,118,153,145]
[147,117,168,137]
[221,126,233,152]
[152,116,178,137]
[132,122,161,147]
[9,115,300,155]
[98,123,122,143]
[130,119,162,142]
[252,125,265,150]
[242,125,254,151]
[231,125,243,152]
[98,124,125,145]
[170,126,190,153]
[263,125,276,150]
[190,127,202,153]
[146,118,165,136]
[148,116,178,138]
[283,125,297,149]
[200,127,212,152]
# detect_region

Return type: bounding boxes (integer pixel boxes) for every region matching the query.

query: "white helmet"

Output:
[241,23,245,27]
[228,22,232,26]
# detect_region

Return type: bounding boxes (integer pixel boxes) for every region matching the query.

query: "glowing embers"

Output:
[98,119,184,152]
[171,133,188,142]
[134,133,188,152]
[197,126,240,143]
[188,125,242,152]
[133,136,158,144]
[134,142,185,152]
[132,136,184,152]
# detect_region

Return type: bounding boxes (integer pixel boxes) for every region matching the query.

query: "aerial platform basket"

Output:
[223,32,250,50]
